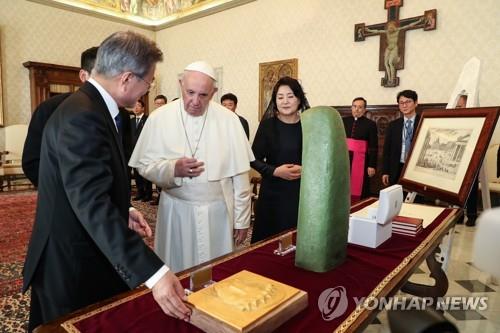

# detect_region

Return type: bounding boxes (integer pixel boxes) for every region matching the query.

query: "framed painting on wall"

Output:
[399,107,499,206]
[258,58,298,120]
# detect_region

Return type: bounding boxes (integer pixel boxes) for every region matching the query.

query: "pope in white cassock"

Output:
[129,61,255,273]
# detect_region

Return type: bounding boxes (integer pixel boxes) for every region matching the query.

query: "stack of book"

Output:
[392,215,423,237]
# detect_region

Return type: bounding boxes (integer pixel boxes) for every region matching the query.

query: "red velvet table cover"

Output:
[69,204,452,333]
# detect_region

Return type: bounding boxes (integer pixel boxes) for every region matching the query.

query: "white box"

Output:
[348,216,392,248]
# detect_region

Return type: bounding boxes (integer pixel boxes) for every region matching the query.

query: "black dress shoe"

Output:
[466,217,476,227]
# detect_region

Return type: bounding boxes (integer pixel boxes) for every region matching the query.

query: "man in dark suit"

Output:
[22,47,132,187]
[221,93,250,138]
[343,97,378,199]
[131,99,152,201]
[23,31,190,332]
[22,47,98,186]
[382,90,421,186]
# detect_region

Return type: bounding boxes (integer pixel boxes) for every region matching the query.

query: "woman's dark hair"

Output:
[262,76,310,120]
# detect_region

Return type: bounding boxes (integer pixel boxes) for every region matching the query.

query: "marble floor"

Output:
[364,218,500,333]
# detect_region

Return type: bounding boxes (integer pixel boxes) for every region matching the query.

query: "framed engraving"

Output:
[399,107,499,206]
[258,58,298,120]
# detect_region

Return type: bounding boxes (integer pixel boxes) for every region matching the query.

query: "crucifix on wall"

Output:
[354,0,437,87]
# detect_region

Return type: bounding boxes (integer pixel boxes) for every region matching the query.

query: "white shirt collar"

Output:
[88,78,119,121]
[404,114,416,123]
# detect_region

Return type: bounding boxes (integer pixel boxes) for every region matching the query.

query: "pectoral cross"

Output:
[354,0,437,87]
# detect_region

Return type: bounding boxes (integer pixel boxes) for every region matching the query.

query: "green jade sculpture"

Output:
[295,106,350,272]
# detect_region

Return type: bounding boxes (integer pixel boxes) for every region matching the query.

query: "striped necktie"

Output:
[404,119,413,160]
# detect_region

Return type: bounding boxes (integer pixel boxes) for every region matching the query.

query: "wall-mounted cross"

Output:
[354,0,437,87]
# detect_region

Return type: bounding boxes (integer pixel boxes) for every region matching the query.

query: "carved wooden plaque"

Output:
[187,270,308,333]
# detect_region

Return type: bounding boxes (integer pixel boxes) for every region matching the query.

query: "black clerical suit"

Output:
[131,114,152,200]
[382,115,420,185]
[23,82,163,331]
[343,115,378,198]
[22,93,132,187]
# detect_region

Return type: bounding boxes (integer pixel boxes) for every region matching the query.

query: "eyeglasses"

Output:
[398,100,414,106]
[133,73,155,89]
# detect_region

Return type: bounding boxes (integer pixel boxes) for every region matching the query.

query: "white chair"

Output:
[0,124,29,191]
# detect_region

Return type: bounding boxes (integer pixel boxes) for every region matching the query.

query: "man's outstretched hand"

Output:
[152,270,191,321]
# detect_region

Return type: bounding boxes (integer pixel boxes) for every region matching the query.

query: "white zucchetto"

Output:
[184,61,216,80]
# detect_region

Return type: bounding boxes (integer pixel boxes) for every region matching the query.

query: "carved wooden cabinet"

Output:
[335,103,446,194]
[23,61,81,113]
[23,61,149,113]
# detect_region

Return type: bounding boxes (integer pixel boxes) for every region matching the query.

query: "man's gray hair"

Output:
[93,31,163,78]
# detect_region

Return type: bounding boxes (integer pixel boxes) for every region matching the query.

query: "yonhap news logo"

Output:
[317,286,349,321]
[318,286,489,321]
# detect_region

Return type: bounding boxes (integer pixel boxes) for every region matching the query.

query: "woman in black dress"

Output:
[251,77,310,243]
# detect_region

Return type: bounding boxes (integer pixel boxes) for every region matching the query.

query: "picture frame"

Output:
[399,107,500,206]
[258,58,298,120]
